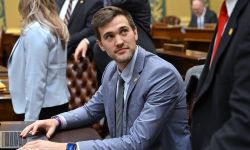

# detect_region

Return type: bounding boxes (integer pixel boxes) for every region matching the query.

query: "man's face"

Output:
[192,0,204,17]
[97,15,138,71]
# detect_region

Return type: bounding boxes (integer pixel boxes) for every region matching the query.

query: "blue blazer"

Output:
[59,47,191,149]
[8,22,69,121]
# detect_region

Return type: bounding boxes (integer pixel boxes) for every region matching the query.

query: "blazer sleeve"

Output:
[76,66,183,149]
[67,1,103,53]
[23,26,52,120]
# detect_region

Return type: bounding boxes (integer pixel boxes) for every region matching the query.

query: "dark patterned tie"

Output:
[115,76,125,137]
[64,0,73,25]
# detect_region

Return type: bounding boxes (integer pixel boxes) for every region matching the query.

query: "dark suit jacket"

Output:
[56,0,103,57]
[94,0,156,85]
[191,1,250,150]
[189,8,217,27]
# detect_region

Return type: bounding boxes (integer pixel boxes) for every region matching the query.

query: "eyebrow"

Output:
[102,25,129,39]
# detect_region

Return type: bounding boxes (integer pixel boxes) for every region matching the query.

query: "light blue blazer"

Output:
[59,47,191,149]
[8,22,69,121]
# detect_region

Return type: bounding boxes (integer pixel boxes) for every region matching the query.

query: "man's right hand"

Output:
[74,38,89,62]
[20,119,59,139]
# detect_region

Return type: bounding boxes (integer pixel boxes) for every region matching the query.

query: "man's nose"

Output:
[115,35,124,46]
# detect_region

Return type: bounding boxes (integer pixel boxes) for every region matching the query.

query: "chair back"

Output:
[160,15,181,26]
[66,56,98,110]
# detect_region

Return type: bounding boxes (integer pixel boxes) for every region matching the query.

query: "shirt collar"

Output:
[226,0,238,17]
[117,46,139,84]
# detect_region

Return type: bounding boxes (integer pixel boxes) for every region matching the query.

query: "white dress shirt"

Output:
[59,0,79,20]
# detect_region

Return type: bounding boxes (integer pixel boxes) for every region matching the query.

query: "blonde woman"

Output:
[8,0,70,121]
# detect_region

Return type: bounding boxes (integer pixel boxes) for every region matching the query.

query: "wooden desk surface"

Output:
[0,121,101,142]
[157,49,207,60]
[157,49,207,77]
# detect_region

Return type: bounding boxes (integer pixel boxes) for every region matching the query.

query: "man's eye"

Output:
[104,35,113,40]
[121,29,128,35]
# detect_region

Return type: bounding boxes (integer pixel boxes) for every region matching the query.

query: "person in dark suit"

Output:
[189,0,217,28]
[56,0,102,58]
[74,0,156,85]
[191,0,250,150]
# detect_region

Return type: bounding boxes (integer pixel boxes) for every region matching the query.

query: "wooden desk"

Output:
[151,24,215,52]
[157,49,207,77]
[184,27,214,52]
[0,33,19,66]
[151,25,184,48]
[0,68,18,121]
[0,65,8,77]
[0,121,101,142]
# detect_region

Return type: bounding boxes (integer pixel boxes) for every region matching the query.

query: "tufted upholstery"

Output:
[66,54,108,137]
[66,55,98,110]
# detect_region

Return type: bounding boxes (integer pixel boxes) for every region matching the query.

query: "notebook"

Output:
[0,131,47,149]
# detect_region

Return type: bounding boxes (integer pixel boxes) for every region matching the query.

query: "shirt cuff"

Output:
[52,115,67,129]
[83,38,89,45]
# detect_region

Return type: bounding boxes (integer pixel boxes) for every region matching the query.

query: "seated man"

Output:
[19,6,191,150]
[189,0,217,28]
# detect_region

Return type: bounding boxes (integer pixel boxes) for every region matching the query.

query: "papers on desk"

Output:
[0,81,6,92]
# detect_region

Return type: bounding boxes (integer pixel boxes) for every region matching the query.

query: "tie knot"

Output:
[118,76,125,86]
[220,1,228,18]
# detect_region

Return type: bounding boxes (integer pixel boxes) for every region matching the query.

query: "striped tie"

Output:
[64,0,73,25]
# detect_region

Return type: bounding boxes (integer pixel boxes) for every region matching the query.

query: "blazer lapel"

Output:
[68,0,85,26]
[106,71,118,136]
[123,47,145,130]
[56,0,65,11]
[195,0,249,102]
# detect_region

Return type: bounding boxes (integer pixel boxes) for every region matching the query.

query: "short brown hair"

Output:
[91,6,136,40]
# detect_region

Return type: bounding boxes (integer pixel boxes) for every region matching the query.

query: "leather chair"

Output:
[66,55,107,137]
[67,55,98,109]
[160,15,181,26]
[185,65,204,126]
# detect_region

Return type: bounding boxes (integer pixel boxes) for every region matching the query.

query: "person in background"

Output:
[19,6,191,150]
[56,0,102,59]
[191,0,250,150]
[8,0,70,121]
[189,0,217,28]
[74,0,156,85]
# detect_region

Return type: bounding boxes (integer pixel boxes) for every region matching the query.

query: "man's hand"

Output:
[17,140,67,150]
[74,38,89,61]
[20,119,59,139]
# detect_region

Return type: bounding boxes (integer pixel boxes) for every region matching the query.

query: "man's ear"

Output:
[97,40,105,52]
[134,27,138,41]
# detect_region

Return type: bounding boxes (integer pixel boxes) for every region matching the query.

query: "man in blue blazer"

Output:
[56,0,102,58]
[19,6,191,150]
[74,0,156,85]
